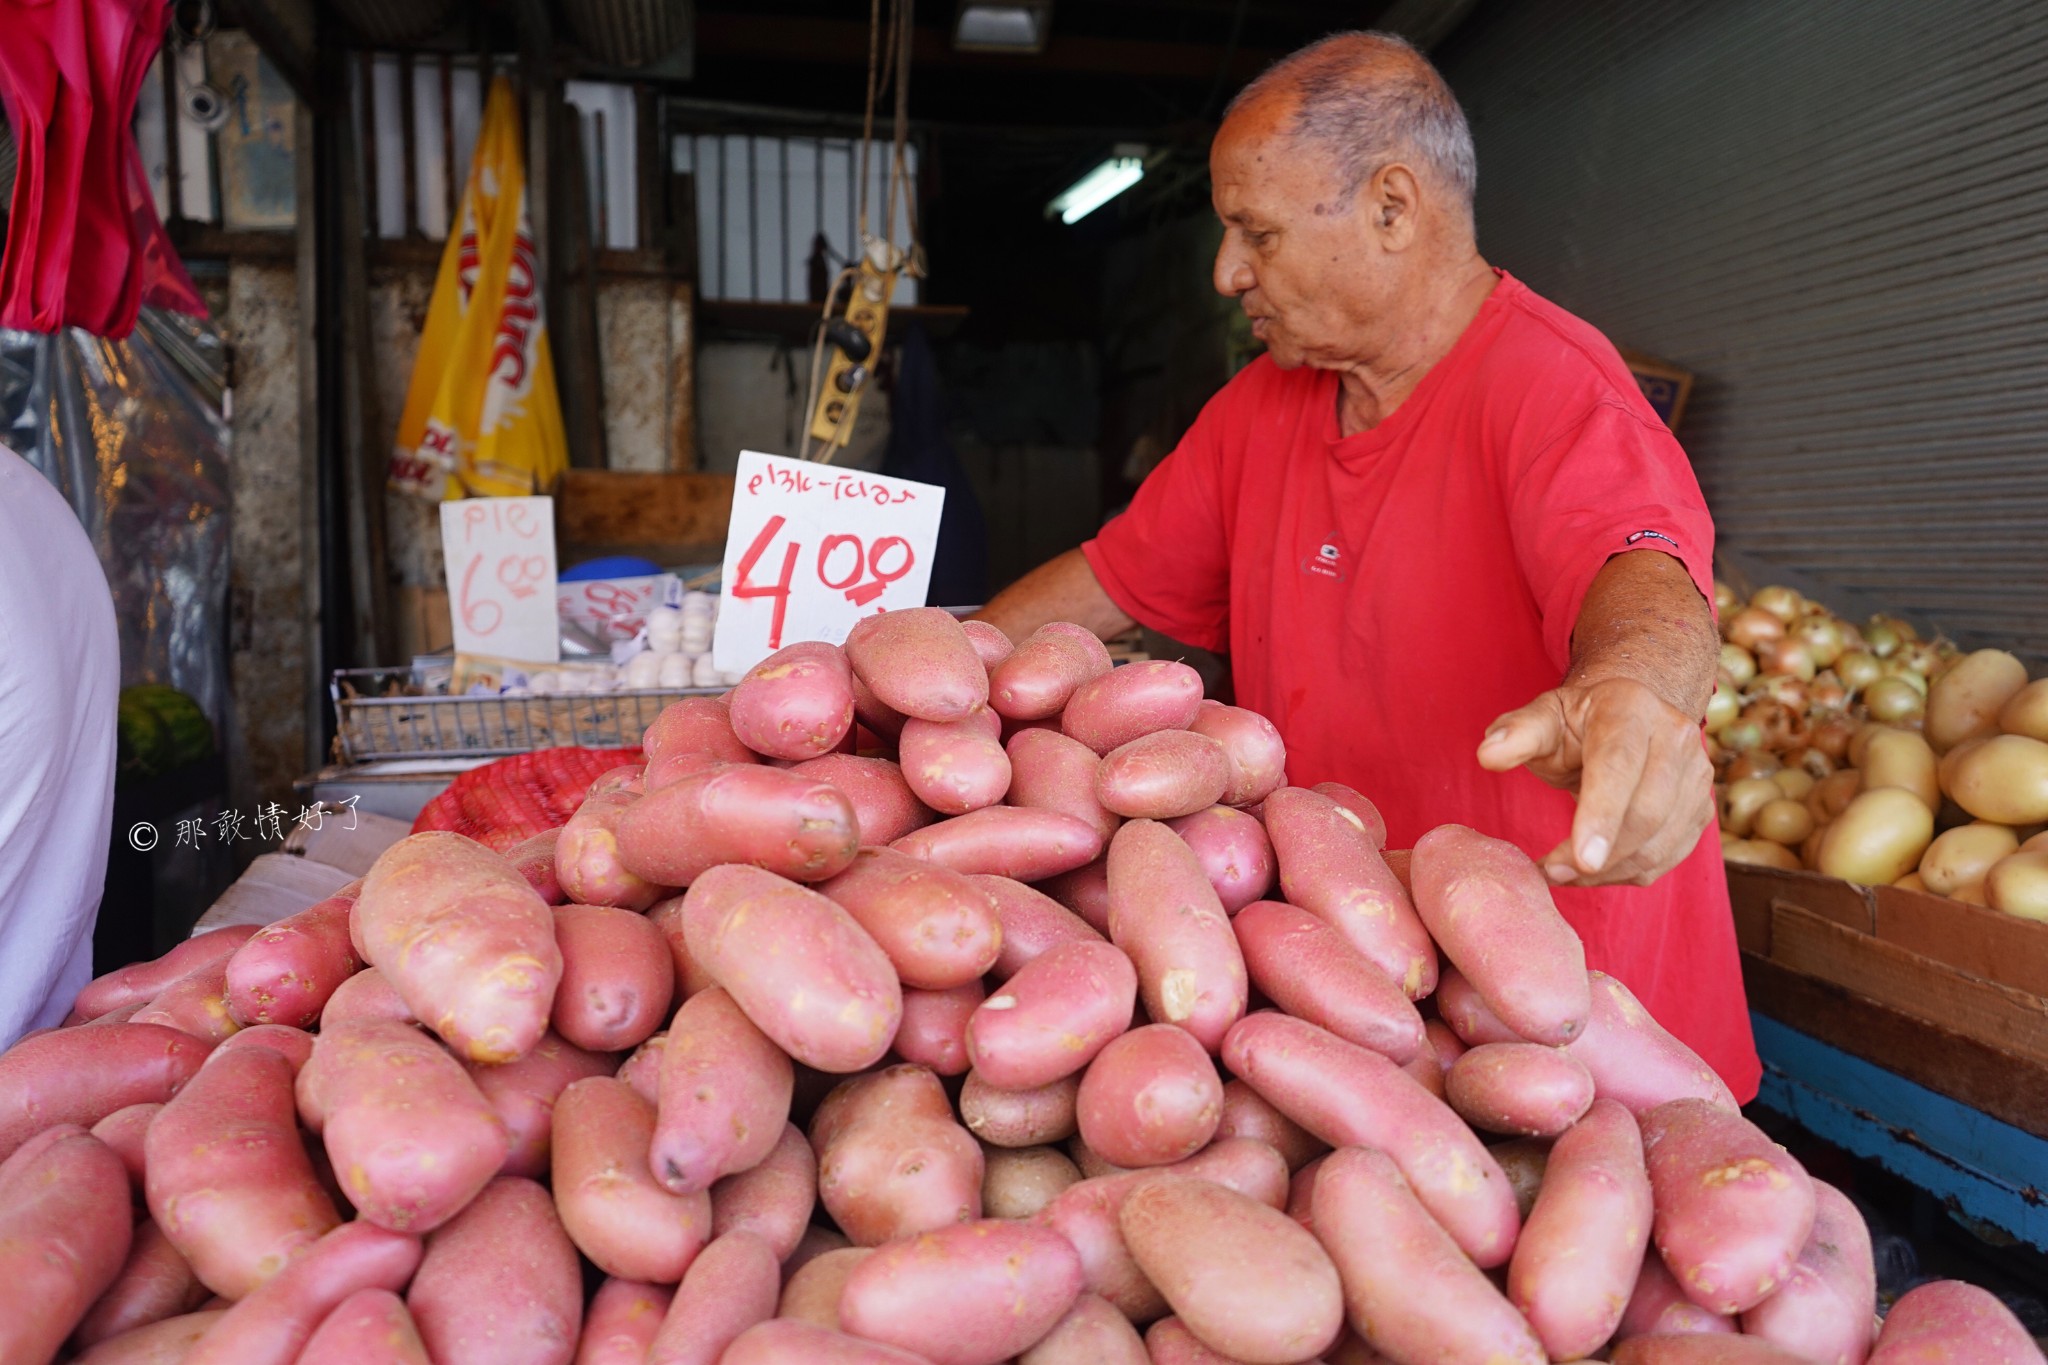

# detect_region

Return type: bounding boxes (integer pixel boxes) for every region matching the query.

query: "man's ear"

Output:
[1369,164,1422,249]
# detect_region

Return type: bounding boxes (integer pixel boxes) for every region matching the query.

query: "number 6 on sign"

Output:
[714,451,945,674]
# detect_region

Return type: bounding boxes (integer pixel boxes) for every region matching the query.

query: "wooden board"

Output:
[1871,881,2048,1000]
[1768,903,2048,1068]
[1742,952,2048,1140]
[557,470,734,563]
[1726,862,1874,935]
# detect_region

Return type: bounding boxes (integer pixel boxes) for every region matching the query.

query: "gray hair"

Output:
[1227,31,1477,212]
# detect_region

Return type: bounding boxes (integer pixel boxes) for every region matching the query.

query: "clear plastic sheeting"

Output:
[0,309,231,729]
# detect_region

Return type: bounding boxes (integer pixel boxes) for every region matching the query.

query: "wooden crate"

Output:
[1729,861,2048,1137]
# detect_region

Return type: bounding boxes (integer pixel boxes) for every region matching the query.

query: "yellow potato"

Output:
[1725,840,1800,872]
[1861,729,1939,812]
[1722,778,1782,838]
[1937,737,1988,800]
[2025,831,2048,854]
[1771,769,1816,801]
[1893,872,1928,893]
[1753,800,1815,847]
[1847,724,1891,770]
[1918,823,2020,897]
[1818,789,1934,887]
[1947,736,2048,826]
[1952,881,1989,906]
[1999,679,2048,743]
[1986,851,2048,922]
[1925,650,2028,753]
[1807,770,1861,824]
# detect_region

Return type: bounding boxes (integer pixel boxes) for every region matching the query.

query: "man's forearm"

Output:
[973,547,1135,643]
[1566,550,1719,720]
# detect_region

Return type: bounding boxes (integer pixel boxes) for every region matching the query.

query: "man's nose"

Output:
[1212,243,1253,298]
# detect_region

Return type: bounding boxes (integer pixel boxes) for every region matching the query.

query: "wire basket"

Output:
[332,667,721,763]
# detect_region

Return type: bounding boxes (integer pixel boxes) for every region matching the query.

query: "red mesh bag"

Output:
[412,747,642,852]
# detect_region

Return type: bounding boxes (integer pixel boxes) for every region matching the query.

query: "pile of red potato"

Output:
[2,608,2037,1365]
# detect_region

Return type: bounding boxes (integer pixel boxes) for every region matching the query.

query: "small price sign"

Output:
[440,495,561,663]
[713,451,945,673]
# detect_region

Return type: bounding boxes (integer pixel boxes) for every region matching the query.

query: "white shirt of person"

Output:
[0,445,119,1047]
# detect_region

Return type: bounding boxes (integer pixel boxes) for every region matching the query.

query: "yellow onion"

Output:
[1864,621,1902,658]
[1866,677,1926,724]
[1879,661,1929,696]
[1742,699,1806,751]
[1901,642,1944,678]
[1726,839,1801,871]
[1723,777,1783,836]
[1752,586,1803,623]
[1808,674,1848,711]
[1810,713,1859,762]
[1785,746,1837,781]
[1713,581,1742,615]
[1727,748,1783,783]
[1718,644,1757,687]
[1719,720,1765,755]
[1705,684,1740,734]
[1793,616,1846,668]
[1755,673,1810,710]
[1726,608,1786,653]
[1760,638,1818,682]
[1836,650,1882,693]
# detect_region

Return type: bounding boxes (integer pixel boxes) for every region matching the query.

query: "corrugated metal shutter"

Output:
[1437,0,2048,666]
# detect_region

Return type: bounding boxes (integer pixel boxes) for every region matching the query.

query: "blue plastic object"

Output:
[561,555,663,582]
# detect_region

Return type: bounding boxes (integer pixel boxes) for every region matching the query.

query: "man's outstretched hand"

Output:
[1476,675,1714,888]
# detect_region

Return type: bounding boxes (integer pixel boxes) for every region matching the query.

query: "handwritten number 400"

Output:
[731,515,915,650]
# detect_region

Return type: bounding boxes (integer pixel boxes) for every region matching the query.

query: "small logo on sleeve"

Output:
[1302,533,1345,581]
[1626,529,1681,550]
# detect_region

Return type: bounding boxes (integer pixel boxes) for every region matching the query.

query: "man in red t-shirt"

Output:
[979,33,1760,1099]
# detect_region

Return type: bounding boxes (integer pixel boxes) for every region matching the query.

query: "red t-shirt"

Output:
[1085,270,1760,1102]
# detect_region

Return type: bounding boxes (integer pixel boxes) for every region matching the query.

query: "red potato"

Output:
[73,1218,209,1347]
[1436,965,1523,1045]
[1232,900,1425,1064]
[989,622,1114,721]
[1313,1146,1545,1365]
[1641,1099,1816,1315]
[894,982,984,1075]
[146,1048,340,1297]
[178,1220,424,1365]
[643,695,755,766]
[817,847,1004,989]
[1403,1037,1448,1101]
[1188,701,1288,807]
[72,1310,227,1365]
[1264,788,1437,999]
[790,754,936,845]
[1447,1042,1596,1137]
[972,874,1104,978]
[0,1023,209,1162]
[574,1280,674,1365]
[1121,1175,1343,1364]
[619,1033,665,1104]
[1106,820,1247,1052]
[72,926,259,1021]
[89,1101,161,1190]
[1077,1024,1224,1168]
[1145,1316,1282,1364]
[1740,1181,1876,1365]
[553,1077,713,1282]
[841,1220,1084,1365]
[711,1123,817,1259]
[1617,1252,1739,1338]
[785,1224,852,1274]
[1216,1079,1326,1172]
[778,1247,870,1329]
[1507,1099,1653,1358]
[467,1031,616,1179]
[1571,971,1737,1115]
[1224,1012,1519,1267]
[0,1126,133,1364]
[1308,782,1385,849]
[681,865,901,1073]
[722,1320,937,1365]
[1020,1292,1149,1365]
[960,1070,1081,1147]
[850,671,910,743]
[555,792,667,912]
[729,641,857,760]
[297,1020,509,1232]
[810,1065,983,1245]
[1005,728,1122,846]
[644,1230,780,1365]
[1061,660,1205,755]
[550,904,673,1052]
[893,806,1105,880]
[209,1023,316,1071]
[1867,1280,2043,1363]
[964,940,1137,1090]
[354,831,563,1064]
[652,985,794,1193]
[1096,730,1232,820]
[960,619,1015,667]
[1166,806,1275,914]
[1038,858,1113,933]
[900,707,1013,815]
[296,1289,431,1365]
[1286,1156,1323,1233]
[1492,1137,1552,1223]
[130,958,240,1043]
[319,967,416,1030]
[1612,1339,1816,1365]
[506,829,568,904]
[1069,1133,1130,1180]
[588,763,646,795]
[984,1145,1083,1219]
[407,1177,581,1365]
[225,885,362,1027]
[647,897,718,999]
[1425,1019,1468,1071]
[1411,824,1592,1045]
[846,607,990,722]
[616,765,861,887]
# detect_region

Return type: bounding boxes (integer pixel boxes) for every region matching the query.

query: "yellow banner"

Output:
[389,76,568,500]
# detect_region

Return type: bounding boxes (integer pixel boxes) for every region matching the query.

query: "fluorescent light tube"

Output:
[955,5,1046,51]
[1048,154,1145,224]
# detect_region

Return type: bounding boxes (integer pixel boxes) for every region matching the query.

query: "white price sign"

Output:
[713,451,945,673]
[440,496,561,663]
